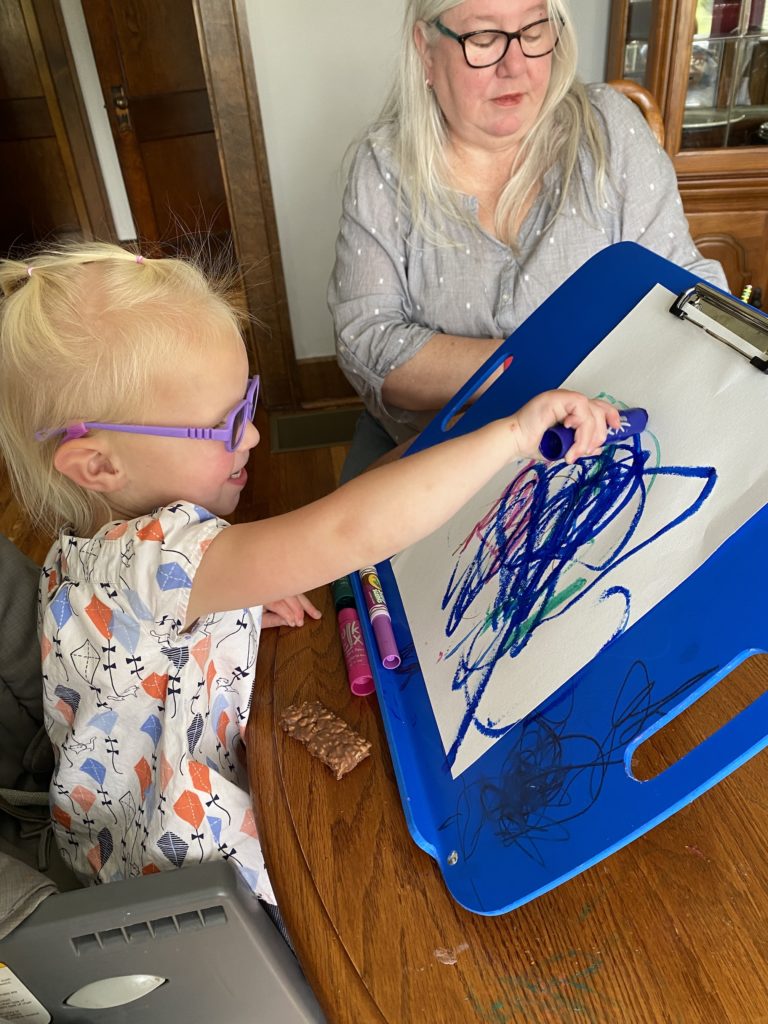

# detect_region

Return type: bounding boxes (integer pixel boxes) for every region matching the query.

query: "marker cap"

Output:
[539,407,649,461]
[331,576,355,611]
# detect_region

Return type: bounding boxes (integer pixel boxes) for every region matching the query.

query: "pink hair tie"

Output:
[135,254,144,264]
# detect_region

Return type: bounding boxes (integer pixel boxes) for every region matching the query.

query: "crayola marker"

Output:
[358,566,401,670]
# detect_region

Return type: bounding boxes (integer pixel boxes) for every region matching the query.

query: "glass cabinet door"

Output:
[608,0,768,307]
[619,0,656,87]
[614,0,768,149]
[683,0,768,148]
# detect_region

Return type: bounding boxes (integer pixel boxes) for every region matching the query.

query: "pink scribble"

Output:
[453,465,537,573]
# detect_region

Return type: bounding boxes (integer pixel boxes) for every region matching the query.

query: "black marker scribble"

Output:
[443,659,717,864]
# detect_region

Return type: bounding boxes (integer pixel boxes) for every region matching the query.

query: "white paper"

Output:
[392,285,768,777]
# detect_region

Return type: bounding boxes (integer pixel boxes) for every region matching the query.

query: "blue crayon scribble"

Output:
[440,439,716,770]
[442,659,717,866]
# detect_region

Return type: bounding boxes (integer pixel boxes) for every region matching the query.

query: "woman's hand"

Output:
[511,390,622,464]
[262,592,322,629]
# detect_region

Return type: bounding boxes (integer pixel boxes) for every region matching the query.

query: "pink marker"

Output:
[358,566,401,670]
[338,607,375,696]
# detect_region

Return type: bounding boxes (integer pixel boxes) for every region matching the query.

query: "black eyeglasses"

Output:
[434,17,560,68]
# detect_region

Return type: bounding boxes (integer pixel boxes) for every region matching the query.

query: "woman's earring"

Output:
[425,78,432,89]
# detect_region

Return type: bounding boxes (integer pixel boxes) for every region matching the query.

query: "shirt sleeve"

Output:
[126,503,229,641]
[328,138,435,420]
[594,86,729,290]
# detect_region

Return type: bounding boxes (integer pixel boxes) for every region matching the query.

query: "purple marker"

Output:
[358,566,401,670]
[539,407,648,461]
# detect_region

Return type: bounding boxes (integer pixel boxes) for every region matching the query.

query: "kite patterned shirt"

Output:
[39,501,275,903]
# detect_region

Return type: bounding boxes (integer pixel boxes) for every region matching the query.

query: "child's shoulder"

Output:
[42,502,227,588]
[125,501,227,544]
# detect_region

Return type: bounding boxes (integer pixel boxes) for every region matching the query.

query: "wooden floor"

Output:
[0,407,349,564]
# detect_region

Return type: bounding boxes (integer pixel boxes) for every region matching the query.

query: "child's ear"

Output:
[53,443,125,494]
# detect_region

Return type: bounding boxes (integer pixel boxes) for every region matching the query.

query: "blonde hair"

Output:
[375,0,606,246]
[0,241,243,537]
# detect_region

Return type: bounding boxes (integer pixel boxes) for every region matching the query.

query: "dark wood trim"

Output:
[605,1,630,81]
[0,97,53,140]
[675,147,768,177]
[647,0,682,126]
[22,0,115,241]
[605,2,768,304]
[129,89,213,142]
[296,356,360,409]
[603,0,681,156]
[677,173,768,208]
[662,0,698,156]
[193,0,299,410]
[80,0,159,240]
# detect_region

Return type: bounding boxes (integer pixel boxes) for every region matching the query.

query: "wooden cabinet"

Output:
[607,0,768,304]
[0,1,114,252]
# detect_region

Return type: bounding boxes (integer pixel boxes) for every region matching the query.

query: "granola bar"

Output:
[279,700,371,780]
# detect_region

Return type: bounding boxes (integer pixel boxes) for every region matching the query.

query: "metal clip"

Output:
[670,282,768,373]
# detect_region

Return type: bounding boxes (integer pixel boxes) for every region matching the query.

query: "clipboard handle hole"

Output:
[628,653,768,782]
[438,351,511,435]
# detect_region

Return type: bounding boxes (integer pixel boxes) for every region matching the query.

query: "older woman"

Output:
[328,0,727,478]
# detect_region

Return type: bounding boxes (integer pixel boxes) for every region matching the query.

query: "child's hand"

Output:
[262,593,322,629]
[511,390,622,465]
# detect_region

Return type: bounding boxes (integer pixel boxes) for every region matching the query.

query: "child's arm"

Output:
[187,390,619,623]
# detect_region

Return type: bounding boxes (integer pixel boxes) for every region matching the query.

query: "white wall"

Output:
[244,0,403,360]
[575,0,610,85]
[65,0,611,361]
[246,0,610,360]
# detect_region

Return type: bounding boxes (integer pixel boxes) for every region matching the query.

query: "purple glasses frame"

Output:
[36,375,260,452]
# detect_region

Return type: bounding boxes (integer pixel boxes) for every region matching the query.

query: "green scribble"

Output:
[468,995,511,1022]
[486,954,608,1022]
[595,391,662,493]
[486,577,587,654]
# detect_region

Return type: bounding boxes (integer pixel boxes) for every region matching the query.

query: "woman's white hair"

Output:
[375,0,606,246]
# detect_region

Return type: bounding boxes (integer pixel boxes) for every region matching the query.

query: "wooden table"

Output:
[247,586,768,1024]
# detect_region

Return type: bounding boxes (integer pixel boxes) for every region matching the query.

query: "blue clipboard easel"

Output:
[351,241,768,916]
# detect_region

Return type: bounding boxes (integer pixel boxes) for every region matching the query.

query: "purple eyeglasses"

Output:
[35,375,260,452]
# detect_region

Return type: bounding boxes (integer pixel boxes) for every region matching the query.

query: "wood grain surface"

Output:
[4,417,767,1024]
[248,591,768,1024]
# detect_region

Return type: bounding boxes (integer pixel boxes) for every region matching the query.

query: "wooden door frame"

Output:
[21,0,115,242]
[193,0,299,410]
[79,0,160,241]
[42,0,344,411]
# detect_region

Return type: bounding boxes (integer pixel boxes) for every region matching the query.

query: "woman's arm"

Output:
[187,391,620,622]
[329,139,504,418]
[381,332,506,411]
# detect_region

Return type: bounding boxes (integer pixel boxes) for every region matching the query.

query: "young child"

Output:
[0,242,618,905]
